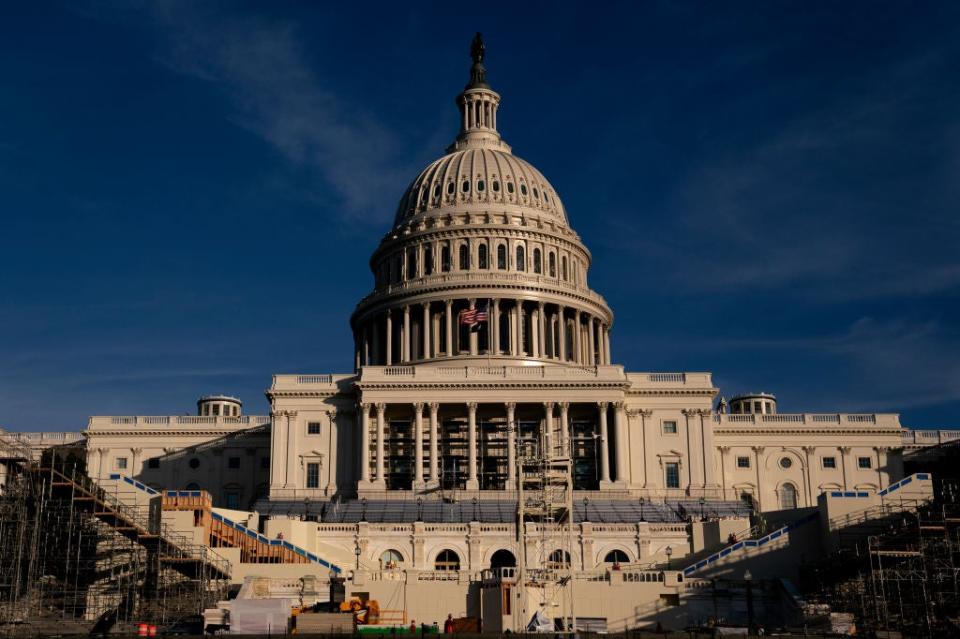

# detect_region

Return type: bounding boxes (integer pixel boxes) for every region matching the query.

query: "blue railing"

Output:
[829,491,871,498]
[682,511,818,577]
[108,473,159,496]
[879,473,930,497]
[210,511,342,574]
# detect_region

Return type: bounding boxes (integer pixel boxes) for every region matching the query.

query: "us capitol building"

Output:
[71,35,923,630]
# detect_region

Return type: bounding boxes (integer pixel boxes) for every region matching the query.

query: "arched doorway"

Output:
[490,549,516,569]
[780,482,798,510]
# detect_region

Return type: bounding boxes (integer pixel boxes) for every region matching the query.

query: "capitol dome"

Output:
[351,34,613,370]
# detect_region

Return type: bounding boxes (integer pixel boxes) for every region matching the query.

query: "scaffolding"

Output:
[804,493,960,638]
[514,413,577,633]
[0,455,228,637]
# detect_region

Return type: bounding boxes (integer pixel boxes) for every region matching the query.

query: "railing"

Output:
[355,364,626,382]
[878,472,931,497]
[108,473,160,496]
[715,413,901,428]
[89,415,271,428]
[902,430,960,446]
[209,511,343,573]
[648,373,685,383]
[0,432,34,460]
[828,499,923,532]
[682,511,819,577]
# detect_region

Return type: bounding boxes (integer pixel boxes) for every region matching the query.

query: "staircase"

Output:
[35,466,231,581]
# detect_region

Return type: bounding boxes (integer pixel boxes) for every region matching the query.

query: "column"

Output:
[573,312,582,363]
[559,402,570,454]
[752,446,765,509]
[363,325,370,365]
[326,410,339,492]
[413,402,425,488]
[491,298,500,355]
[402,305,411,362]
[875,446,888,488]
[558,307,567,361]
[614,402,628,485]
[603,326,611,364]
[839,446,851,490]
[597,402,611,484]
[386,311,393,366]
[718,446,730,500]
[530,304,539,358]
[640,409,653,488]
[538,302,546,358]
[469,299,479,355]
[587,315,597,366]
[510,302,520,356]
[803,446,817,506]
[429,403,440,484]
[506,402,517,485]
[375,403,386,486]
[432,311,442,357]
[683,409,704,490]
[466,402,479,489]
[445,300,454,356]
[284,411,297,488]
[543,402,555,457]
[421,303,430,360]
[700,409,717,489]
[372,319,381,365]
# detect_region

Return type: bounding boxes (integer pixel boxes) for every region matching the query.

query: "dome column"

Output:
[491,298,501,354]
[587,315,597,366]
[604,326,612,364]
[510,301,520,356]
[558,306,567,362]
[469,299,479,355]
[402,305,411,362]
[573,311,583,364]
[385,311,393,366]
[371,319,381,365]
[530,304,539,358]
[428,403,440,485]
[358,403,371,484]
[422,303,431,361]
[597,402,611,485]
[445,300,454,356]
[538,302,547,359]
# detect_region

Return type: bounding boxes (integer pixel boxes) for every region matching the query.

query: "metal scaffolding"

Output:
[0,454,228,637]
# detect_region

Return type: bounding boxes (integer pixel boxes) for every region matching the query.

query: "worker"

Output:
[444,614,454,634]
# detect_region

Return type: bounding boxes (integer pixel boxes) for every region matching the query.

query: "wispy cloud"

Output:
[145,5,413,225]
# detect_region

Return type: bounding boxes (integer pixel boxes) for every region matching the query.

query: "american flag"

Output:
[459,302,489,326]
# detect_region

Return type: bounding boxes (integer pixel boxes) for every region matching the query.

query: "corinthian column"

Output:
[559,402,570,454]
[429,403,440,484]
[573,312,582,364]
[538,302,546,358]
[402,305,411,362]
[543,402,555,458]
[558,307,567,361]
[506,402,517,485]
[359,404,371,483]
[614,401,627,484]
[386,311,393,366]
[445,299,454,356]
[422,303,431,361]
[597,402,611,484]
[413,402,425,488]
[587,317,596,365]
[466,402,479,490]
[375,403,386,487]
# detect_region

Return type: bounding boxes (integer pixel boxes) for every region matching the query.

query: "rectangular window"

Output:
[857,456,872,469]
[665,462,680,488]
[213,404,220,416]
[822,456,837,469]
[225,493,240,509]
[662,420,678,435]
[260,457,270,470]
[736,456,750,469]
[307,422,321,435]
[228,457,240,469]
[306,462,320,488]
[116,457,128,470]
[147,458,160,469]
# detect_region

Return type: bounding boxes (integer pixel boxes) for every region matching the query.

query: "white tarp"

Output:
[229,598,293,635]
[527,610,553,632]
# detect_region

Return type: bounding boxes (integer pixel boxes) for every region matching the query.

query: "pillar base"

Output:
[599,480,627,491]
[357,480,386,493]
[465,479,480,491]
[413,479,427,491]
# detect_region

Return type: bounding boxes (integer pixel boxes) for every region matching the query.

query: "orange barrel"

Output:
[137,624,148,637]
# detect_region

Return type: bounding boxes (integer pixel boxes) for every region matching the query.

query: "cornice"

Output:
[355,381,631,391]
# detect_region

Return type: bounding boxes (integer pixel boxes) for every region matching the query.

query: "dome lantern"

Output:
[450,33,509,153]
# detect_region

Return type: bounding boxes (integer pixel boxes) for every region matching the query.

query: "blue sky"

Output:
[1,2,958,430]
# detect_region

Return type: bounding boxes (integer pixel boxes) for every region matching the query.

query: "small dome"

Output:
[393,147,567,227]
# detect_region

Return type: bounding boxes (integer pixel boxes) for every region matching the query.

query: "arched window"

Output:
[533,248,542,274]
[478,244,488,269]
[380,549,404,568]
[497,244,507,270]
[547,549,571,568]
[435,549,461,571]
[780,483,798,510]
[441,245,451,272]
[604,549,629,564]
[490,549,517,569]
[561,256,568,281]
[516,245,526,271]
[459,244,469,270]
[424,246,434,275]
[549,253,557,278]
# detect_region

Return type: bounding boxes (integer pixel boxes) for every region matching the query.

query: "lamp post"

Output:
[699,496,705,521]
[639,497,645,522]
[355,543,361,570]
[583,497,589,522]
[665,546,673,571]
[417,497,423,522]
[744,569,754,634]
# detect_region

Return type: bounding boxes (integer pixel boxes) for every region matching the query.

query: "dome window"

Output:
[447,182,455,195]
[434,185,441,199]
[533,187,539,199]
[533,248,543,274]
[424,247,434,275]
[477,180,485,192]
[497,244,507,270]
[516,245,526,272]
[549,252,557,278]
[462,180,470,193]
[441,245,451,272]
[562,256,568,281]
[478,244,489,270]
[507,182,515,194]
[544,192,550,203]
[492,180,500,192]
[520,183,528,196]
[459,244,470,270]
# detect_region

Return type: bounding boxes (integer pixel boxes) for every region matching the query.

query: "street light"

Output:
[699,496,706,521]
[354,543,362,570]
[744,569,754,634]
[639,497,645,522]
[665,546,673,570]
